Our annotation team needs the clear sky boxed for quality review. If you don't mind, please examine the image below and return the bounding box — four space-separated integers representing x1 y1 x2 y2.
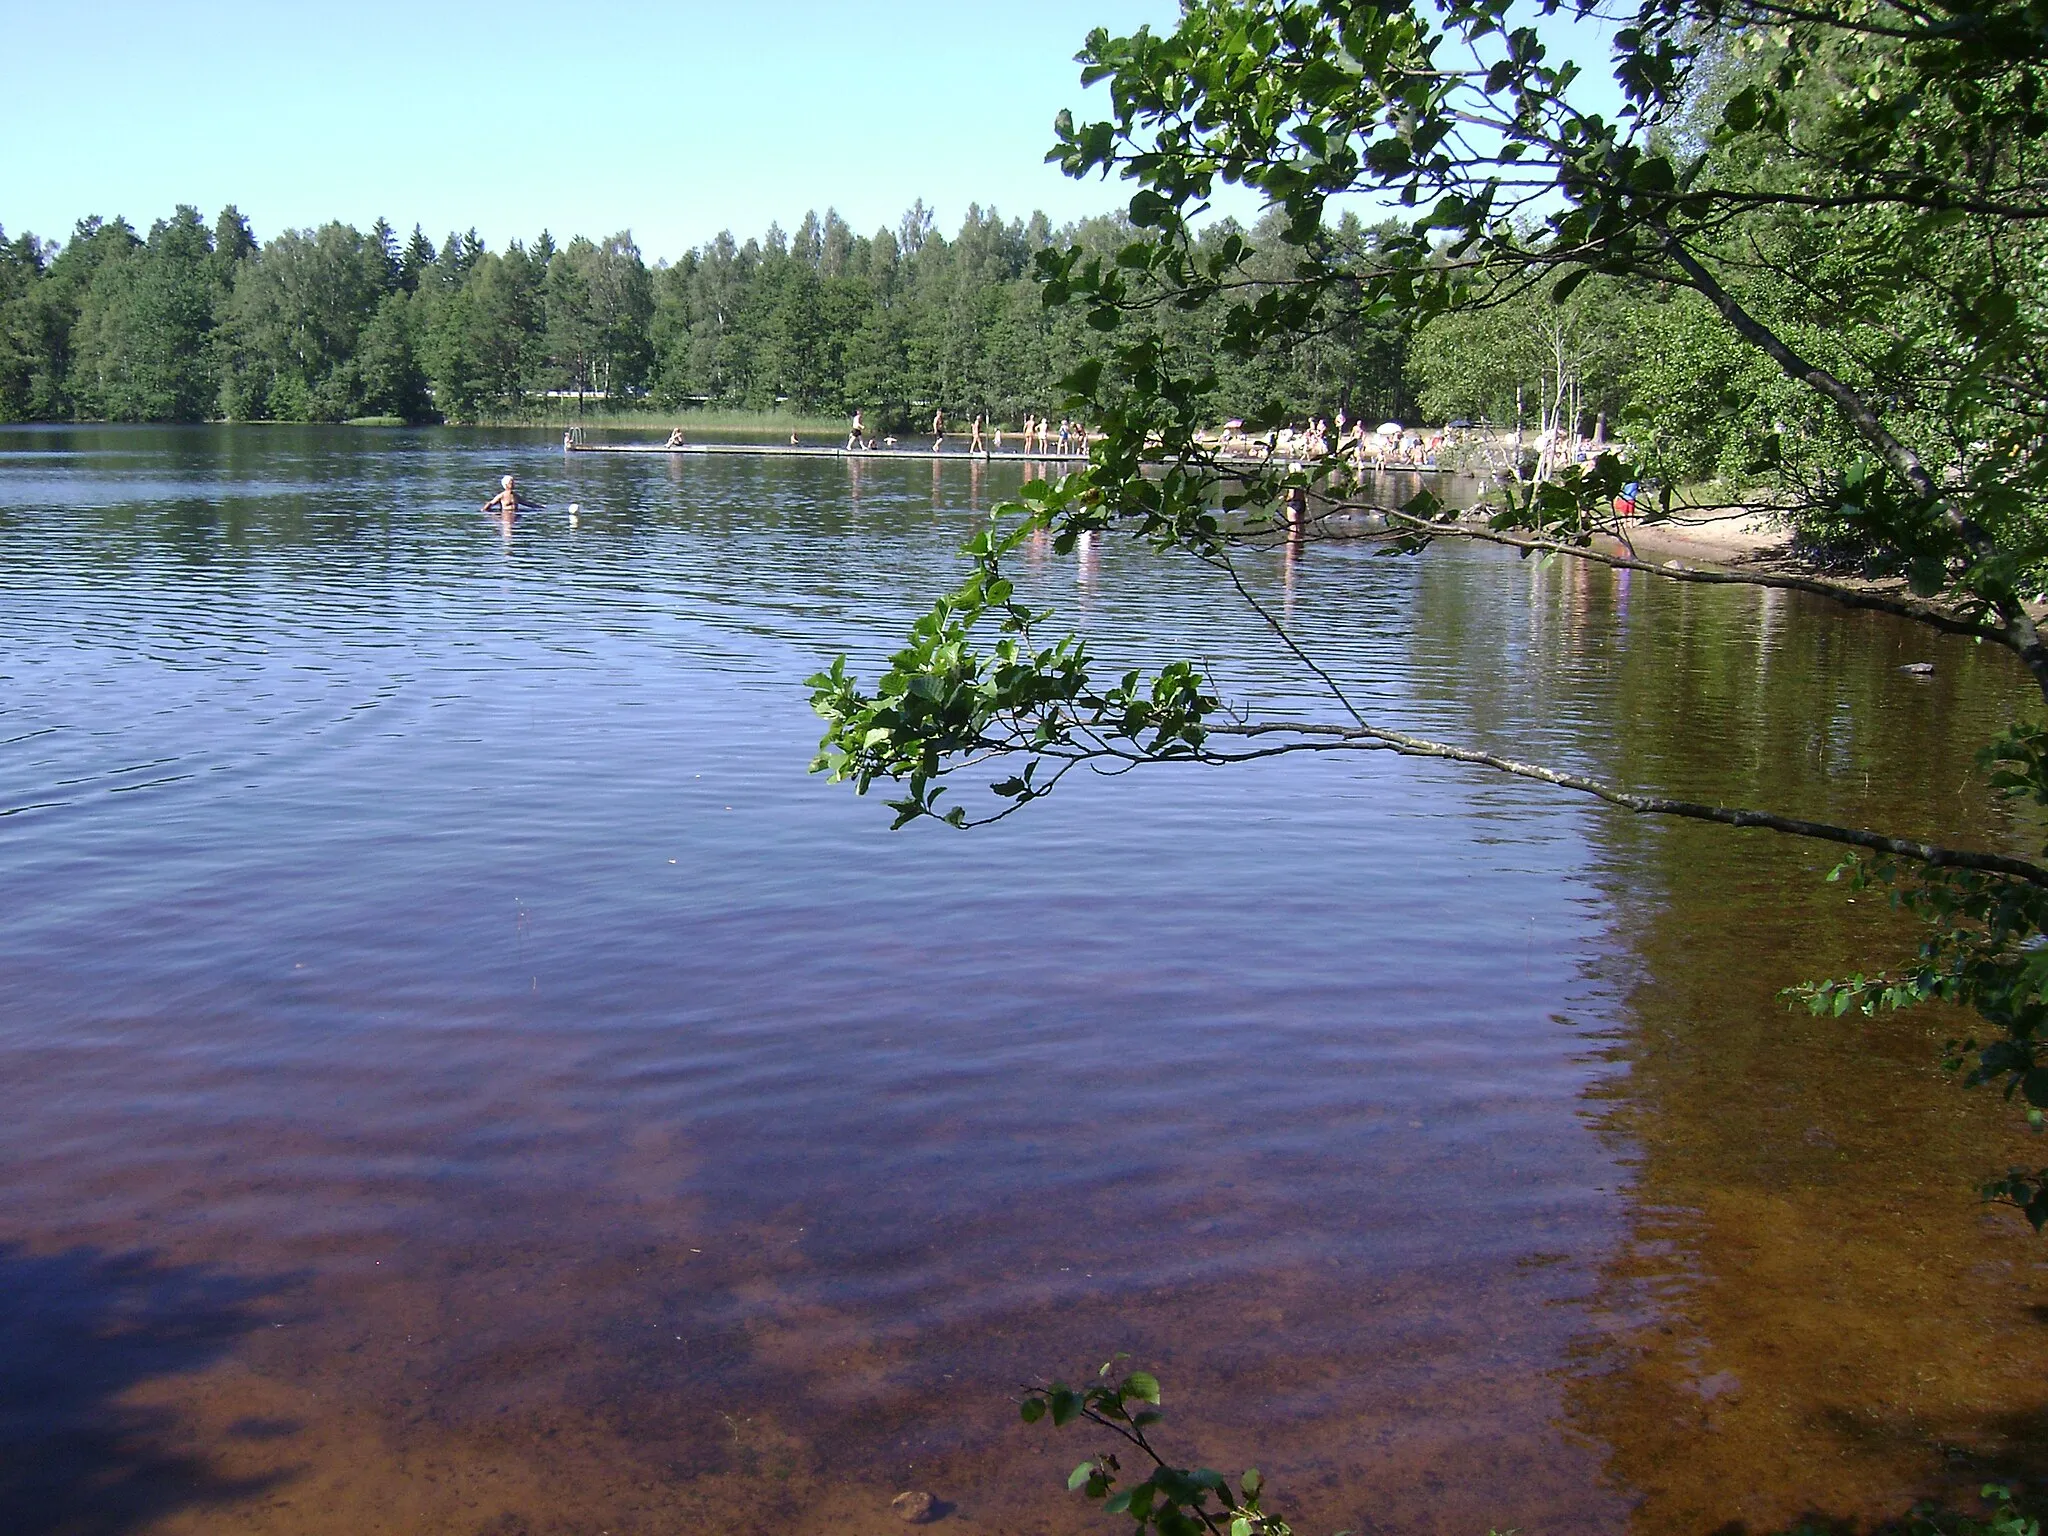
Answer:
2 0 1620 262
1 0 1197 261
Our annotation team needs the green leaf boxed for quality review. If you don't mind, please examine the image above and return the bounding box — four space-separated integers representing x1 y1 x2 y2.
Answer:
1069 1462 1096 1492
1907 555 1948 597
1722 85 1761 132
1122 1370 1162 1405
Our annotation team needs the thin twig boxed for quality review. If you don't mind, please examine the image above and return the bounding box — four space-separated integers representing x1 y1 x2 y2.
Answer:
1212 721 2048 885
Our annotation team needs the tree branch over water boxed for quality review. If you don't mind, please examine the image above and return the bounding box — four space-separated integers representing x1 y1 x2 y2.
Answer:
1348 502 2014 647
1208 722 2048 886
815 0 2048 1246
810 496 2048 885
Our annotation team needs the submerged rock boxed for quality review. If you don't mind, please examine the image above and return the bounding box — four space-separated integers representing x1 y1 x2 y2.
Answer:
892 1490 937 1523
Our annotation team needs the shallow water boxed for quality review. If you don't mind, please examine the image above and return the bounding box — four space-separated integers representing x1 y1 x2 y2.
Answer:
3 424 2045 1536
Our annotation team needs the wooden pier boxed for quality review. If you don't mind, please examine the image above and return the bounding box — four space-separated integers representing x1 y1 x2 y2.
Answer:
563 440 1448 474
565 441 1092 464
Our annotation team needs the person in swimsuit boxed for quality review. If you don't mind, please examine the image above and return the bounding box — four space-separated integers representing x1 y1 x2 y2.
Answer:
665 427 686 448
931 409 946 452
847 409 864 450
969 414 986 456
481 475 540 522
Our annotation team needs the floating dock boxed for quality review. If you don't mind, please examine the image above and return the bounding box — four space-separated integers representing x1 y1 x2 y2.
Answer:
563 440 1447 474
566 441 1092 464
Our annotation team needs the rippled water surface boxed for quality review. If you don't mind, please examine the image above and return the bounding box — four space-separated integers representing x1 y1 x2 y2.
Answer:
5 425 2048 1536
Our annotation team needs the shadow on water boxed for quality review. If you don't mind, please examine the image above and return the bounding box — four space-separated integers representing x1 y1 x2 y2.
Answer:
0 1244 290 1534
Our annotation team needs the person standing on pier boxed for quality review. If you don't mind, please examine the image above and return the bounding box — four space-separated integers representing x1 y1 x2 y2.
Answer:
969 414 986 456
847 409 864 450
931 408 946 452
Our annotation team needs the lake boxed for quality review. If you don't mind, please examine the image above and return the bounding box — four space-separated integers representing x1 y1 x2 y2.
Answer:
3 425 2045 1536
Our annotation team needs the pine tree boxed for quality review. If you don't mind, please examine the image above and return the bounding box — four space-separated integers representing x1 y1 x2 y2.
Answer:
400 225 436 294
369 218 402 294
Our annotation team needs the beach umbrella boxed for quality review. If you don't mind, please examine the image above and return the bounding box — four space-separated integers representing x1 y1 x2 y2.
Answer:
1377 421 1402 434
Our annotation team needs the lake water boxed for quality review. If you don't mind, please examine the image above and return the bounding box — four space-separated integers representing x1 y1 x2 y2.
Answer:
4 425 2046 1536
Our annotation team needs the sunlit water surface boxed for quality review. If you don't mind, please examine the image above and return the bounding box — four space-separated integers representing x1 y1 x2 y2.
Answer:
4 425 2046 1536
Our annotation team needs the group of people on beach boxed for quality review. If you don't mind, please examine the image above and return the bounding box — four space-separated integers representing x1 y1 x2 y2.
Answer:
842 409 1083 456
1211 410 1454 470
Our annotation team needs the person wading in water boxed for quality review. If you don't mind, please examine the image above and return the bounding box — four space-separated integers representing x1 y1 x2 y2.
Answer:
481 475 541 527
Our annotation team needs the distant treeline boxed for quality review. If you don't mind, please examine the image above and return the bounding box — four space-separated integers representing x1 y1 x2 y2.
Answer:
0 201 1416 430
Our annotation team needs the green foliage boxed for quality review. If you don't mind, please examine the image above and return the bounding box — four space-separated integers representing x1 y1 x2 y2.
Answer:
1788 727 2048 1228
545 233 654 402
1024 1370 2037 1536
216 222 394 421
809 476 1219 829
808 0 2048 1236
0 225 51 422
1020 1363 1296 1536
5 200 1407 427
1804 1486 2043 1536
1407 276 1640 432
69 206 219 422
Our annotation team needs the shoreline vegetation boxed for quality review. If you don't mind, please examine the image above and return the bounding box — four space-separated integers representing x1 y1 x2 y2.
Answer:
0 201 1412 436
0 197 1912 573
0 197 1931 572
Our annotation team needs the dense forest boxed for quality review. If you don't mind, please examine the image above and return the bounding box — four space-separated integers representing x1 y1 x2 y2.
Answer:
0 201 1427 431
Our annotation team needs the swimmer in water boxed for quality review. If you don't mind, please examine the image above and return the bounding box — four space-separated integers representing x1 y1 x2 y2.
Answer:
481 475 541 520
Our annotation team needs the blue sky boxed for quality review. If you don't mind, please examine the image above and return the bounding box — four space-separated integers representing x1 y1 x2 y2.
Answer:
3 0 1618 262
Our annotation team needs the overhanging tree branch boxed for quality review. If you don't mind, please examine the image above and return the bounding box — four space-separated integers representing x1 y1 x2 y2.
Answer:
1353 504 2016 647
1210 721 2048 885
1653 227 2048 700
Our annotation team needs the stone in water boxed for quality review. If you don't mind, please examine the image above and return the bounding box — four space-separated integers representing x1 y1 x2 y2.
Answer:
892 1490 937 1523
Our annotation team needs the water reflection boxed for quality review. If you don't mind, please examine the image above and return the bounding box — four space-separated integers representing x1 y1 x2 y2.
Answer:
1 426 2043 1535
1399 550 2048 1529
